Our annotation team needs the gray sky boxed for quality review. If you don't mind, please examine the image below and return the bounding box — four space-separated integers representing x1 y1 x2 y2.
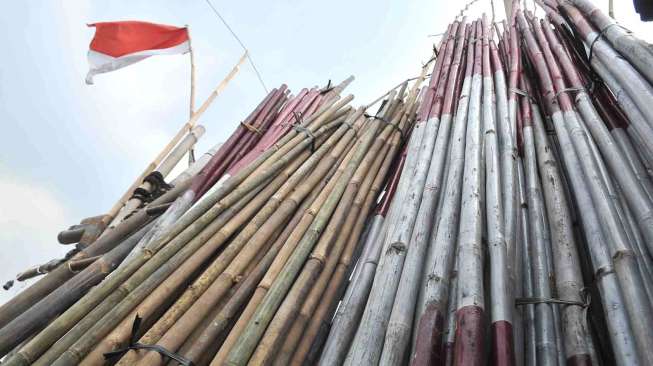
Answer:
0 0 648 304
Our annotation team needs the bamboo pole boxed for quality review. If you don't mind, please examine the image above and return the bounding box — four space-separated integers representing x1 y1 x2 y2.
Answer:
345 23 458 366
518 11 644 364
382 20 467 366
103 51 248 228
128 110 365 366
452 20 484 366
224 88 420 366
411 20 475 366
187 25 197 165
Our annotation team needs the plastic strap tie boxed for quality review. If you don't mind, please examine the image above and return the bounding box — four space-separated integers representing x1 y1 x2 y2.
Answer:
103 315 194 366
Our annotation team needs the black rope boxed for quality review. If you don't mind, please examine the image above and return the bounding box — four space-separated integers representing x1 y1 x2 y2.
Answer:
130 171 172 204
365 113 403 140
103 315 194 366
292 112 316 152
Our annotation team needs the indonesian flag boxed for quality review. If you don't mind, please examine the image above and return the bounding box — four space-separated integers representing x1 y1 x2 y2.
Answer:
86 21 190 84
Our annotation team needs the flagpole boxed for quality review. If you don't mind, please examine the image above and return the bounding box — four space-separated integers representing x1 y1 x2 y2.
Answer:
187 25 197 165
102 51 248 229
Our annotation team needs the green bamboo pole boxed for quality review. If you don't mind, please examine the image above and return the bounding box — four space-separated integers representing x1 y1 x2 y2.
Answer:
273 119 395 365
180 135 353 365
79 144 320 365
211 128 363 365
131 109 365 366
287 108 407 365
45 111 350 366
225 86 422 365
4 96 353 366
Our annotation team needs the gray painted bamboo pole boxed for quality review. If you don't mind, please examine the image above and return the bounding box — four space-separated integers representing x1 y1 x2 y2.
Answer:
536 18 653 256
529 85 593 365
560 4 653 131
482 14 515 365
452 20 484 366
516 157 537 366
518 10 641 363
523 12 653 363
568 0 653 84
380 19 467 366
411 19 474 366
520 79 558 366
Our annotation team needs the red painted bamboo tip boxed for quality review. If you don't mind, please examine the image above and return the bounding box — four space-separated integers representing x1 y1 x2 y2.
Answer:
490 320 515 366
453 305 485 366
567 353 593 366
411 303 445 366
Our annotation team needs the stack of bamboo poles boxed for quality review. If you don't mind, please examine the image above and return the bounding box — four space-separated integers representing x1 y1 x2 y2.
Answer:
0 65 427 365
0 77 346 363
3 1 653 365
317 1 653 365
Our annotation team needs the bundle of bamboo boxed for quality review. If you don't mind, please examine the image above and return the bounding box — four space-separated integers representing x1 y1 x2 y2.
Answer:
317 1 653 365
3 1 653 365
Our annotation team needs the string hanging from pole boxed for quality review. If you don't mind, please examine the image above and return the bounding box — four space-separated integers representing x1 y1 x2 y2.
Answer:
203 0 269 94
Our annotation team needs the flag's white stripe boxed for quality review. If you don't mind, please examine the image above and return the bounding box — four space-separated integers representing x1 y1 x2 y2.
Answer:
86 41 190 84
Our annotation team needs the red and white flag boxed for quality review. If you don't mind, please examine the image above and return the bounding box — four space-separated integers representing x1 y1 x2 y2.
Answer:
86 21 190 84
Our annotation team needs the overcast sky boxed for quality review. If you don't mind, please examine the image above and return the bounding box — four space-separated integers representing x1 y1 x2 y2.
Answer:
0 0 649 304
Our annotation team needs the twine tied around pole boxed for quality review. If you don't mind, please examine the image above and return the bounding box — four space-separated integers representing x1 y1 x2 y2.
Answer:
365 113 404 141
292 112 316 152
587 23 632 66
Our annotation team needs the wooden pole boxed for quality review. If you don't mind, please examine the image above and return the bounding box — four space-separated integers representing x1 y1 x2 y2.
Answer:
187 25 197 165
103 51 248 228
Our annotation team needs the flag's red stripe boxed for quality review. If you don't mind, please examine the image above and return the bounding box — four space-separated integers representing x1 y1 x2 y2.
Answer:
89 21 188 58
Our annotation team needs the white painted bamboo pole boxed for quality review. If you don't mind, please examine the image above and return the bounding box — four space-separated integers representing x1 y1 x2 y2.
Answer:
380 19 467 366
411 19 475 366
453 20 485 366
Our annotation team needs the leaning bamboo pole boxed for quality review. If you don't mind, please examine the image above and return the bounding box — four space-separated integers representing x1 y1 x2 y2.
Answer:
102 52 248 237
46 108 354 366
567 0 653 85
411 19 475 366
517 11 645 364
224 82 422 366
519 71 559 366
109 125 206 228
345 22 458 366
380 19 466 366
452 20 485 366
5 97 352 365
124 109 366 366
